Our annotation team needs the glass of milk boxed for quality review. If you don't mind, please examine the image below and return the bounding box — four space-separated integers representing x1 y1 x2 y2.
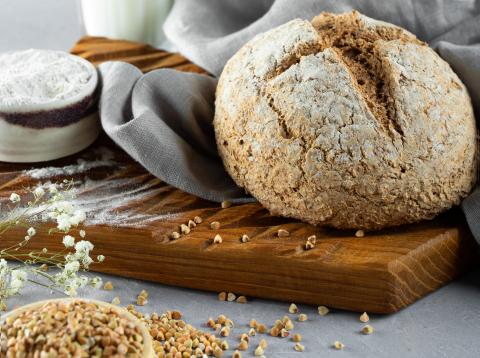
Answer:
79 0 173 46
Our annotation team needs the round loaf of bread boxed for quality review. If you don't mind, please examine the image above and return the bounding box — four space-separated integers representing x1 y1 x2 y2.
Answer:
214 11 477 230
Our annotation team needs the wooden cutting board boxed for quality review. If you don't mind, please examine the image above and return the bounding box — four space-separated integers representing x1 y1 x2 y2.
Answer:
0 36 478 314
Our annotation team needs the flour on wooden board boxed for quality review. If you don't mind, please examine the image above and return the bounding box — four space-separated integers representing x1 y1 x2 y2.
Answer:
14 147 179 227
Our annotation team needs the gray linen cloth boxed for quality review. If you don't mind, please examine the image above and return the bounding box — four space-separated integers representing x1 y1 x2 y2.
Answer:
99 0 480 241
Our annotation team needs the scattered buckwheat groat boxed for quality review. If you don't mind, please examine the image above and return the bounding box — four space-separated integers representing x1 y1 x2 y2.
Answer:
221 200 232 208
257 324 267 333
318 305 330 316
360 312 370 323
170 231 180 240
289 303 299 313
127 306 226 357
294 343 305 352
355 229 365 238
213 234 223 244
218 291 227 301
298 313 308 322
227 292 236 302
103 281 114 290
277 229 290 237
240 234 250 243
180 223 190 234
333 341 345 350
259 339 268 349
292 333 302 342
254 346 264 356
194 216 203 224
236 296 248 304
211 221 221 230
238 339 249 351
362 325 374 335
111 296 121 305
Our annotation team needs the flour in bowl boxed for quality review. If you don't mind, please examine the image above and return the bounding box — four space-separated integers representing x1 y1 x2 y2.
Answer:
0 49 96 110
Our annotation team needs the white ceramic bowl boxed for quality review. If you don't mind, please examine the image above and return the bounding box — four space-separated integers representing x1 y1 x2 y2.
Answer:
0 50 101 163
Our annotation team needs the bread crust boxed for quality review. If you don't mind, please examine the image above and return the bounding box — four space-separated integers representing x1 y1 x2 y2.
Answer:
214 11 477 230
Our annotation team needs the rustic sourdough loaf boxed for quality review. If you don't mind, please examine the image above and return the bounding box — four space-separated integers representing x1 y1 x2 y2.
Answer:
214 11 477 230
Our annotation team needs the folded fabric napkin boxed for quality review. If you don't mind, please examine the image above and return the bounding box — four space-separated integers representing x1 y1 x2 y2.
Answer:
98 0 480 241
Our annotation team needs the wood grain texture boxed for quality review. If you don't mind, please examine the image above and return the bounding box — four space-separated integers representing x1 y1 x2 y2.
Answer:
0 37 478 313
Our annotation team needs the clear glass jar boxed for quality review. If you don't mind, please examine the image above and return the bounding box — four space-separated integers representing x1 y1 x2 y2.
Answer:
79 0 173 45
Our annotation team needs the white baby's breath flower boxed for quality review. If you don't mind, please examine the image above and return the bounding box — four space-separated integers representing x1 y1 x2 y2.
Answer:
62 235 75 248
9 279 24 294
64 260 80 273
33 187 45 198
79 230 86 238
0 259 9 281
56 213 72 232
69 210 86 226
27 227 36 237
65 286 78 297
90 276 103 289
97 255 105 263
81 255 94 268
11 269 27 283
75 240 94 254
9 193 20 203
78 275 89 288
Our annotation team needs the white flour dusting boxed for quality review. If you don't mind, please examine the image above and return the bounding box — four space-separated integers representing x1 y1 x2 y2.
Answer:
0 49 95 109
17 147 179 228
25 147 116 180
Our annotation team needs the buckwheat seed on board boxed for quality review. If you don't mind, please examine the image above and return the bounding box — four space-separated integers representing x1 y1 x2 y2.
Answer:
277 229 290 237
210 221 221 230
